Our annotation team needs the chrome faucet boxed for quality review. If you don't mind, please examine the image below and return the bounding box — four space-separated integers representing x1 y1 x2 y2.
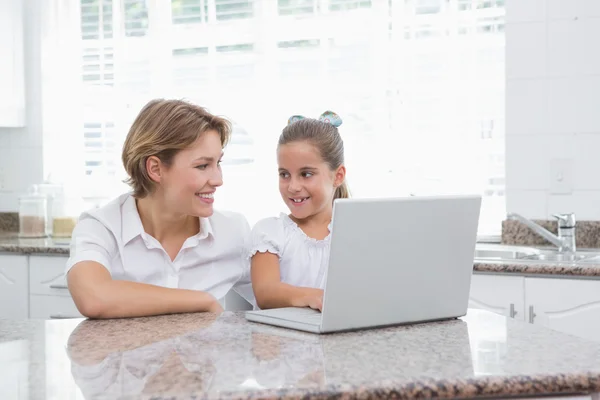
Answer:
507 212 576 253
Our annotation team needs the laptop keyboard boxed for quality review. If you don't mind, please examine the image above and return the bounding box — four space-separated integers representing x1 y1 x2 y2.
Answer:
262 307 323 325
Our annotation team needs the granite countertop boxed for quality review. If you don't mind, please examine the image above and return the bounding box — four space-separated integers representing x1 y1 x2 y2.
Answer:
474 260 600 277
0 232 70 255
3 232 600 278
2 309 600 399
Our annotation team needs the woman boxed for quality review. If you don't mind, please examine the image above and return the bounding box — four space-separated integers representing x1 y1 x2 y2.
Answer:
66 99 251 318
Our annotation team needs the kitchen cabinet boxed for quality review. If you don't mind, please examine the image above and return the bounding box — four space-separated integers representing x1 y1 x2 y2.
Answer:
469 274 525 321
0 339 29 399
0 254 29 319
471 273 600 342
1 252 251 319
526 278 600 343
29 254 82 319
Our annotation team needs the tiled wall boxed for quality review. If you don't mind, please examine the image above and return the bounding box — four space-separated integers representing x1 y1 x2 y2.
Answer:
0 4 43 212
2 0 600 221
506 0 600 220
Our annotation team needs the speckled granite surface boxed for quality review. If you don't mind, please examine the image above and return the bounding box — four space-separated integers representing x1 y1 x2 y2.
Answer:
3 232 600 278
502 220 600 248
2 309 600 399
474 261 600 277
0 232 69 254
0 212 18 232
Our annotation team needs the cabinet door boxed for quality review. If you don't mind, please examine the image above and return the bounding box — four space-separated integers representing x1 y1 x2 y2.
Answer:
526 278 600 342
469 274 525 321
29 255 70 297
0 254 29 319
29 295 82 319
0 339 28 399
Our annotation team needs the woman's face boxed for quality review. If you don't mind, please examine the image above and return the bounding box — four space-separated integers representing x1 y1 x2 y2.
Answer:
159 130 224 218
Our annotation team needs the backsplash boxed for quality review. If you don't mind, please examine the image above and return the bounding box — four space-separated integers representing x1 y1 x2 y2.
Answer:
502 220 600 249
0 212 19 232
5 210 600 249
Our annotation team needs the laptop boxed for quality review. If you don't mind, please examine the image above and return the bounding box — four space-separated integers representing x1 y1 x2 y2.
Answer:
245 195 482 334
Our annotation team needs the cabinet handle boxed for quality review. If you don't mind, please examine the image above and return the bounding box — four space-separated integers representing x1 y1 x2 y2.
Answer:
49 314 78 319
509 303 517 318
529 305 536 323
49 283 68 289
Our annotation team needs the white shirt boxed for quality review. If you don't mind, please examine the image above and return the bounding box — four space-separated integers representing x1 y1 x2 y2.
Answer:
247 213 331 289
66 193 252 302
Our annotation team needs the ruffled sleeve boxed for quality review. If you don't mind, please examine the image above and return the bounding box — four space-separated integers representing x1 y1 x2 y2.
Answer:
246 217 285 259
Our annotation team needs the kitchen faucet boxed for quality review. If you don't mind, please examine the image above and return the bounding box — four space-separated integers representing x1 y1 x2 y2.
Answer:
506 212 576 253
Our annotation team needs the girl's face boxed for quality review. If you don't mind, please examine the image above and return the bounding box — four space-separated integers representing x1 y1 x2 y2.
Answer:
277 141 345 221
155 130 224 218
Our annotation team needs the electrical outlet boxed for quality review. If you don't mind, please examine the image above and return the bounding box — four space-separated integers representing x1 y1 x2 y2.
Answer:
549 158 573 195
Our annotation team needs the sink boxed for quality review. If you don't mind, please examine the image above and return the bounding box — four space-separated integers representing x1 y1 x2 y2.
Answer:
474 244 540 260
474 244 600 264
519 253 589 262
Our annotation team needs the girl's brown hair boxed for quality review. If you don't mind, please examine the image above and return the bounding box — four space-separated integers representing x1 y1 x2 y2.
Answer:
122 99 231 198
278 118 349 200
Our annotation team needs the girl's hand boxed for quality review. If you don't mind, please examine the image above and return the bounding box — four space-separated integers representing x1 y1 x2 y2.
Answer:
302 288 324 311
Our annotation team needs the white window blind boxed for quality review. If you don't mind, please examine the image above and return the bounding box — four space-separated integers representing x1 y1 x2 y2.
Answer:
75 0 506 235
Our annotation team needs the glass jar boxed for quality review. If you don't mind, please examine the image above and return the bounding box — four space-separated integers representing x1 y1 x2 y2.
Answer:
51 192 83 238
19 192 48 238
36 183 64 236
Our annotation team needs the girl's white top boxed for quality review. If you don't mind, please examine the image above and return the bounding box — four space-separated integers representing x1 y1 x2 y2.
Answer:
247 213 331 289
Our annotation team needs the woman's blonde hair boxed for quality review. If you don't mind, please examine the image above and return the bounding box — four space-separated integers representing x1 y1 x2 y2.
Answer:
279 118 349 200
122 99 231 198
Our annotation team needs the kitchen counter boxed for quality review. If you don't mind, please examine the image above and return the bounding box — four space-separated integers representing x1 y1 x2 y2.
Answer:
473 260 600 278
2 309 600 399
0 232 69 255
3 233 600 279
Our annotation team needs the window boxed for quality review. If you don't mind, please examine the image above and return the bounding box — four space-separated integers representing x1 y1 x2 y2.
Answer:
72 0 506 236
278 0 315 16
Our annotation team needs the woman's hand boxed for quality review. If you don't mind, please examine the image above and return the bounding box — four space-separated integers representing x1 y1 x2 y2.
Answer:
207 297 224 314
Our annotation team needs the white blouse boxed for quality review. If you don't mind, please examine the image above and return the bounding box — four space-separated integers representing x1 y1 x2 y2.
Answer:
247 213 331 289
65 193 253 303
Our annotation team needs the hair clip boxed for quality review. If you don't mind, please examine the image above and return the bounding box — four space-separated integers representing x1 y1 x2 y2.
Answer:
287 115 306 125
318 111 342 128
287 111 343 128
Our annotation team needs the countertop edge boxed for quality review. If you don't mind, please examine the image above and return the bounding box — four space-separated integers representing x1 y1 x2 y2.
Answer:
3 243 600 278
0 245 69 255
474 262 600 278
198 373 600 400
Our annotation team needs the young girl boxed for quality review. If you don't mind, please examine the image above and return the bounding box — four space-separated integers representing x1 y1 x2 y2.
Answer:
248 111 348 311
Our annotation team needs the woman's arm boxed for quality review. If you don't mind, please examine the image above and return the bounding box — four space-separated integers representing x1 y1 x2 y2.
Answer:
68 262 223 319
251 252 323 310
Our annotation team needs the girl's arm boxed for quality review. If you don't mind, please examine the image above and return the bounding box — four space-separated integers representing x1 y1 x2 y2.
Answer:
251 252 323 310
68 262 223 319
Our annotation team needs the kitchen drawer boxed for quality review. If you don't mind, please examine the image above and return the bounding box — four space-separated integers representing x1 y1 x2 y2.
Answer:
29 295 83 319
29 255 70 296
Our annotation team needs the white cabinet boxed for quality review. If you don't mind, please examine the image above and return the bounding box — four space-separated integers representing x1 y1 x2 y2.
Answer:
469 274 525 321
29 255 70 296
30 294 81 319
0 254 28 319
29 255 82 319
526 278 600 343
0 0 25 127
0 340 29 399
471 273 600 343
